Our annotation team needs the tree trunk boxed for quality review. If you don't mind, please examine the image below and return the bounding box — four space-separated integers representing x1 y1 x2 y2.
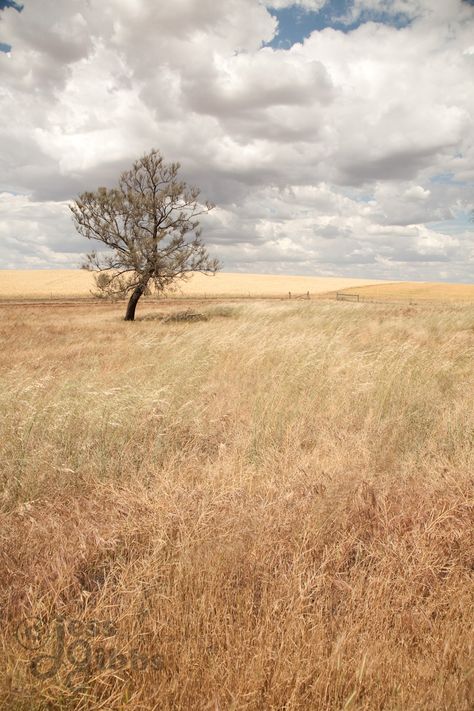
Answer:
124 282 146 321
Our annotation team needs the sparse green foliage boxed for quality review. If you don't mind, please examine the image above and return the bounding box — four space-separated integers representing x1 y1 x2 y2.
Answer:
70 149 220 320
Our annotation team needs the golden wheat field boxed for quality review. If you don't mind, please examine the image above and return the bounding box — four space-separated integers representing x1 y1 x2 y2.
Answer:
0 270 388 300
0 297 473 710
1 269 473 304
342 281 474 302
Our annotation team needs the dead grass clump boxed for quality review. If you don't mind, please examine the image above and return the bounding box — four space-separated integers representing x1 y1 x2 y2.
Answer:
163 310 209 323
139 310 209 322
202 304 242 319
139 311 169 321
139 305 240 323
139 310 209 323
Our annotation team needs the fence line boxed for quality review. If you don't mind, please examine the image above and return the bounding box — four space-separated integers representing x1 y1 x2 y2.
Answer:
288 291 310 300
1 289 372 306
336 292 360 302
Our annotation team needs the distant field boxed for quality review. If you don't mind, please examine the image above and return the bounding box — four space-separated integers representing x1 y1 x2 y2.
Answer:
1 270 472 304
0 269 93 299
341 281 474 302
0 269 387 300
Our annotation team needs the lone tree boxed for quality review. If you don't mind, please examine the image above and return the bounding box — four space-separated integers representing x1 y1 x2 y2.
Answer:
70 149 220 321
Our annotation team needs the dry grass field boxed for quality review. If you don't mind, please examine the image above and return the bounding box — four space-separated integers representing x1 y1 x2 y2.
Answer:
0 298 473 710
0 270 387 300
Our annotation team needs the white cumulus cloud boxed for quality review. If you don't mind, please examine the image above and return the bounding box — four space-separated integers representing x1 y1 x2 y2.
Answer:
0 0 472 281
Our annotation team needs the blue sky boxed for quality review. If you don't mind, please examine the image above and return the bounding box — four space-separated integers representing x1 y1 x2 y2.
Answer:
0 0 23 53
0 0 23 10
268 0 474 50
267 0 413 49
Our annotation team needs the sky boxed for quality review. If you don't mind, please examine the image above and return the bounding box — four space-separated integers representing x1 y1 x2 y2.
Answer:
0 0 473 282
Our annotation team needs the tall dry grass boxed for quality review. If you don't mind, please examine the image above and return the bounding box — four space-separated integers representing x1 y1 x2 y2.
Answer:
0 299 473 710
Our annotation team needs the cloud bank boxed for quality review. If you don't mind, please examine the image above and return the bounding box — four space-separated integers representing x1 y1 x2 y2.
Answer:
0 0 473 280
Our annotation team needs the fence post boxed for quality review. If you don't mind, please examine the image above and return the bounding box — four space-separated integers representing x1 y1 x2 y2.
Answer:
289 291 292 299
307 291 310 300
